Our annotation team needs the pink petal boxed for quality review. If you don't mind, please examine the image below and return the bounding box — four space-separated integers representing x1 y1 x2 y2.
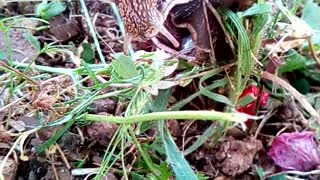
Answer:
268 131 320 171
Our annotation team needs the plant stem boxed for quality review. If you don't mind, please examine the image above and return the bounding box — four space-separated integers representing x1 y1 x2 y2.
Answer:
85 111 248 124
127 127 160 176
79 0 106 64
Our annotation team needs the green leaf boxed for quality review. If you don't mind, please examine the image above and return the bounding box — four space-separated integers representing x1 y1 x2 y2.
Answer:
303 69 320 83
137 52 178 88
23 31 41 52
75 159 86 168
196 172 210 180
111 53 138 79
278 50 307 73
158 162 173 180
81 43 95 64
0 51 6 60
35 1 66 20
239 3 272 17
147 136 166 155
301 1 320 30
152 90 197 180
302 1 320 44
255 166 264 180
237 93 257 107
184 124 216 155
81 60 99 85
292 78 310 94
162 129 197 180
269 174 286 180
199 75 233 106
130 173 145 180
36 114 74 154
251 13 269 55
171 67 226 111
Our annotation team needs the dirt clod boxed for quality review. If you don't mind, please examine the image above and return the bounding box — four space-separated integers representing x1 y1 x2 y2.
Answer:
86 122 119 146
211 137 263 176
58 132 82 152
0 156 17 180
167 120 182 137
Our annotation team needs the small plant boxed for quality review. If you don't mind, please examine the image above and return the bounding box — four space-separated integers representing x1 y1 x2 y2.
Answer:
35 1 66 21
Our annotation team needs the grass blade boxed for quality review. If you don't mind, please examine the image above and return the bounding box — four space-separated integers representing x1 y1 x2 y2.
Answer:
219 7 252 101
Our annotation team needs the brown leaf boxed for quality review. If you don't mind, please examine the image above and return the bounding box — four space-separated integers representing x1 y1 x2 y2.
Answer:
48 15 81 42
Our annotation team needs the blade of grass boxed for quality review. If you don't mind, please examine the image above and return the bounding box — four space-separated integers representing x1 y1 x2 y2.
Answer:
36 114 74 154
79 0 106 64
124 88 161 176
94 125 123 179
238 3 271 56
171 63 234 110
251 13 269 56
171 78 232 156
219 7 252 103
170 83 217 111
183 123 215 156
81 60 99 85
199 76 233 106
37 89 102 154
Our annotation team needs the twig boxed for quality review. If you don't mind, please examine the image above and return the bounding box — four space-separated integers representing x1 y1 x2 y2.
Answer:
262 71 320 122
254 110 277 139
91 13 116 54
307 37 320 67
202 0 216 63
177 63 235 82
206 0 236 59
0 128 39 180
182 121 195 152
266 169 320 178
51 163 60 180
0 94 28 113
0 61 40 88
55 144 71 169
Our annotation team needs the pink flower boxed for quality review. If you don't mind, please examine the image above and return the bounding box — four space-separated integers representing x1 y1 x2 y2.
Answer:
268 131 320 171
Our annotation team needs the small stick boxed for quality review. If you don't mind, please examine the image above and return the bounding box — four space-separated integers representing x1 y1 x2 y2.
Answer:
262 71 320 122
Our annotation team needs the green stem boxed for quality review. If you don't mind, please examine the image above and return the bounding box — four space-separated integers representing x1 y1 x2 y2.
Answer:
120 136 129 180
85 111 247 124
79 0 106 64
4 28 14 128
127 128 160 176
4 32 12 66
